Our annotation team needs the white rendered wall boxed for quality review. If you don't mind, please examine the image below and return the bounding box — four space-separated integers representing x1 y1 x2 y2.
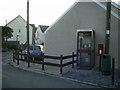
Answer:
7 16 33 44
35 26 45 45
45 2 119 69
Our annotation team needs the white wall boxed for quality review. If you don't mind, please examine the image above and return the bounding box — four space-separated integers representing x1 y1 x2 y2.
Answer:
7 16 33 45
45 2 119 69
35 26 45 45
110 12 119 69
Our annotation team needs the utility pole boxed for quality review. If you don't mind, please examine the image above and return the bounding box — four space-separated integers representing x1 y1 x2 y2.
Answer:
27 0 30 55
5 20 7 26
101 0 111 76
105 0 111 54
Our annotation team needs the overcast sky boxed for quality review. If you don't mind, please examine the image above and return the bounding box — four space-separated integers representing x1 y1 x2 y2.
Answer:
0 0 119 26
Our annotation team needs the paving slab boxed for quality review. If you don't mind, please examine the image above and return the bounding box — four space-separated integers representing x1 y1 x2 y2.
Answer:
62 68 112 87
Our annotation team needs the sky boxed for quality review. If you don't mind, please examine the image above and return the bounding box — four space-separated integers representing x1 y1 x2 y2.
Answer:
0 0 119 27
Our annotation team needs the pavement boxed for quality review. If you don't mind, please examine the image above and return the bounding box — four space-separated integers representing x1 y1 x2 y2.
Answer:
9 59 118 88
63 68 113 87
4 51 119 88
4 62 100 88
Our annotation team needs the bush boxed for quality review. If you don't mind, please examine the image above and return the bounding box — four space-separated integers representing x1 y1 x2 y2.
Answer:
2 42 7 48
7 45 18 50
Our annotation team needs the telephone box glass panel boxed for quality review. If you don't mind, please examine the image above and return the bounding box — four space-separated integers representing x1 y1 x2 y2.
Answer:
76 29 95 69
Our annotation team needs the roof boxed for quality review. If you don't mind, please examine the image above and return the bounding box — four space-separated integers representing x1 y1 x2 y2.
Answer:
30 24 37 31
112 2 120 10
94 0 120 19
7 15 26 25
30 24 35 28
39 25 49 33
45 0 120 33
7 15 36 30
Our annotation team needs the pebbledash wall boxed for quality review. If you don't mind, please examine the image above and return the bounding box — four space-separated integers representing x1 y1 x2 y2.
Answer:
44 1 119 69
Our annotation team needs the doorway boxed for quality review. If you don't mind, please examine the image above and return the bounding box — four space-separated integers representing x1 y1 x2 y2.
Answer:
76 29 95 69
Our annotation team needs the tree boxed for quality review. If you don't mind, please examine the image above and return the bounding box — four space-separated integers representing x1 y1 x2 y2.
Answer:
2 26 13 48
2 26 13 42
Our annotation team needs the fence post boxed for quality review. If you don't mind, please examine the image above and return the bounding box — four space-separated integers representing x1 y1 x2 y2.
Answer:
20 49 22 59
42 53 44 70
17 50 19 65
72 52 74 68
28 54 30 67
99 56 102 71
112 58 115 86
60 54 63 74
13 49 15 62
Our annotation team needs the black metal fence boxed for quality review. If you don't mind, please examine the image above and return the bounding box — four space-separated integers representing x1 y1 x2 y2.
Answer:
13 50 77 74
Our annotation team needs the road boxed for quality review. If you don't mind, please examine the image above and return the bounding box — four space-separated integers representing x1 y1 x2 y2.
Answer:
2 51 101 88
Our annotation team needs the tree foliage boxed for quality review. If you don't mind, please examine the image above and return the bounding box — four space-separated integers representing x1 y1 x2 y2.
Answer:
2 26 13 49
2 26 13 42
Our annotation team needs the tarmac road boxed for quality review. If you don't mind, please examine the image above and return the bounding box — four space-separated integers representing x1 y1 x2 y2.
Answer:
2 64 100 88
2 51 101 88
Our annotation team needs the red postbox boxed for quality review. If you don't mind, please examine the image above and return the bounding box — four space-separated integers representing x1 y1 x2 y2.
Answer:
98 44 104 56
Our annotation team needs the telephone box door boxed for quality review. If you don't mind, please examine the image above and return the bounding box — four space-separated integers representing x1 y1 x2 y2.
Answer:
76 29 95 69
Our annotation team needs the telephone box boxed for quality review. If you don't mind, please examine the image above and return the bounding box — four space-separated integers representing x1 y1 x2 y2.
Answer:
76 29 95 69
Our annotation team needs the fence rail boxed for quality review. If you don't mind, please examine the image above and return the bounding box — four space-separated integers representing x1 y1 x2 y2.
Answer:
44 55 60 60
13 50 77 74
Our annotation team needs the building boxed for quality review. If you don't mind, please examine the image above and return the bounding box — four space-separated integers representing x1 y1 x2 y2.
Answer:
35 25 49 45
0 26 2 49
30 24 37 44
44 1 120 70
7 15 34 45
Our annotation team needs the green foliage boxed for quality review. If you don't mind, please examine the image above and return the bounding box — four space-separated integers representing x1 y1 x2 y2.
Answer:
2 26 13 42
2 26 13 49
2 42 8 48
7 45 18 50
